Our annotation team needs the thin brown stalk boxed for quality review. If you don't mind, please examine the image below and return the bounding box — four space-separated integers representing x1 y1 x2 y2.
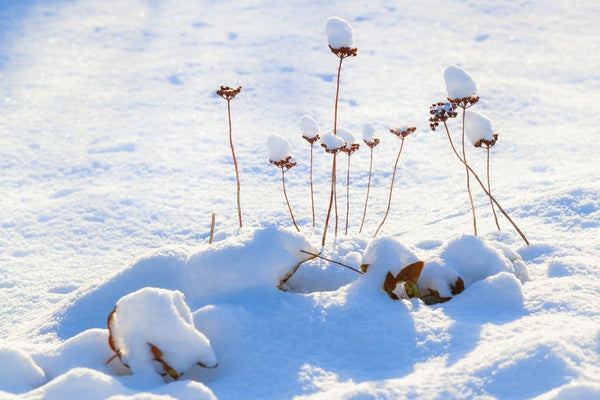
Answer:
227 99 242 228
487 146 501 230
209 212 215 244
359 147 374 234
461 107 477 236
281 168 300 232
322 154 337 246
373 139 405 238
310 144 315 227
345 154 351 235
299 250 363 274
443 121 529 245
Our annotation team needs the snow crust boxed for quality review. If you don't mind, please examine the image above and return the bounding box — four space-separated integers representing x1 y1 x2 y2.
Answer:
465 110 495 145
362 123 378 142
111 287 217 376
325 17 354 49
300 115 320 139
267 134 292 162
319 132 345 151
444 65 477 99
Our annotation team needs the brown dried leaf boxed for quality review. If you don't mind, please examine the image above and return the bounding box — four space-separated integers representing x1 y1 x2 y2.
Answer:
383 271 397 293
396 261 424 284
451 277 465 295
420 289 452 305
148 342 179 380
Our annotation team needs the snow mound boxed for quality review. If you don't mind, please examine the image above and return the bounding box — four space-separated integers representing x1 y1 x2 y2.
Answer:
417 260 461 298
465 110 495 145
449 272 524 313
325 17 354 49
300 115 320 139
267 135 292 162
444 65 477 99
360 237 421 285
0 345 46 394
110 287 217 378
362 123 378 142
320 132 345 151
336 127 357 147
440 235 516 286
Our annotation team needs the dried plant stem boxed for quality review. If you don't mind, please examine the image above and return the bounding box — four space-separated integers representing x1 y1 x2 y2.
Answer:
359 147 374 234
461 107 477 236
322 155 337 246
374 138 405 238
443 122 529 245
345 155 352 235
299 250 363 274
310 144 315 227
209 212 215 244
281 168 300 232
487 147 501 230
227 99 242 228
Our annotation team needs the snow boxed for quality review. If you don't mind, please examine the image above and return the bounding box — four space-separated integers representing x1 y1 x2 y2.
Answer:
465 110 496 145
300 115 320 139
319 131 345 151
110 287 217 377
2 0 600 399
444 65 477 99
362 122 378 142
335 127 357 148
267 134 292 162
325 17 355 49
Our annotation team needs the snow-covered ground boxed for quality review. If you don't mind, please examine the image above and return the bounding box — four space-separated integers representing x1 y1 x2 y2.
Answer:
1 0 600 398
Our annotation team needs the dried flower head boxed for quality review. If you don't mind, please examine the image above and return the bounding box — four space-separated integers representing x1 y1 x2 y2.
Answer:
302 135 321 144
390 126 416 139
216 86 242 100
429 102 458 131
474 133 499 148
364 138 380 148
320 132 345 154
270 156 297 171
329 45 358 59
448 95 480 109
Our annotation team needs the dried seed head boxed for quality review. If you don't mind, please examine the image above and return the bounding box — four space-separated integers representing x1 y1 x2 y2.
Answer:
302 134 321 144
474 133 499 148
270 156 297 171
337 128 360 155
329 45 358 59
320 132 345 153
429 102 458 131
364 138 380 148
341 142 360 155
448 96 480 109
216 86 242 100
390 126 416 139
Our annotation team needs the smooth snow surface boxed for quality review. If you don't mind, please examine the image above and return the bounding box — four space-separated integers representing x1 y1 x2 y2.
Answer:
267 134 293 162
465 110 495 145
444 65 477 99
362 122 378 142
319 131 345 151
2 0 600 399
300 115 320 139
325 17 354 49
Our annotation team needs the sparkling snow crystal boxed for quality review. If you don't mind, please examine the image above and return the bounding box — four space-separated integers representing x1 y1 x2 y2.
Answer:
444 65 477 99
267 135 292 162
300 115 320 140
362 123 378 142
110 287 217 378
320 132 346 152
465 110 495 146
325 17 355 49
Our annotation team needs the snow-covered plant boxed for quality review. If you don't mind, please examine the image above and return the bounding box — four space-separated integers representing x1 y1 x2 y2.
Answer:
382 261 424 300
106 287 217 380
373 125 416 237
465 110 500 230
216 85 243 228
300 115 321 228
444 66 480 236
359 123 380 234
320 132 346 246
268 135 300 232
429 71 529 245
337 128 360 235
322 16 358 246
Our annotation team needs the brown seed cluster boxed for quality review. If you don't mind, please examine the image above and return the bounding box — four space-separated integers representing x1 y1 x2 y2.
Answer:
328 45 358 59
321 142 343 154
390 126 416 139
363 138 380 148
429 102 458 131
448 95 480 109
474 133 499 148
216 85 242 100
270 156 297 171
302 134 321 145
340 142 360 156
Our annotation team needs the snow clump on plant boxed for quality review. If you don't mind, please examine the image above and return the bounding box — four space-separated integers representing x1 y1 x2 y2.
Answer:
300 115 320 140
336 128 358 151
465 110 496 146
107 287 217 379
325 17 355 49
267 135 293 162
320 132 346 152
444 65 477 100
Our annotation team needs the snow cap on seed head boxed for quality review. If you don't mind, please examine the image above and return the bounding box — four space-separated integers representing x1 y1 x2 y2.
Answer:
336 128 357 147
326 17 355 49
320 131 346 153
268 135 293 162
362 123 378 142
300 115 320 140
444 65 477 100
465 110 496 146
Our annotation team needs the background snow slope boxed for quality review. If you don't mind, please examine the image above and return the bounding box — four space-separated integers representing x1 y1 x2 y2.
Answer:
1 0 599 398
